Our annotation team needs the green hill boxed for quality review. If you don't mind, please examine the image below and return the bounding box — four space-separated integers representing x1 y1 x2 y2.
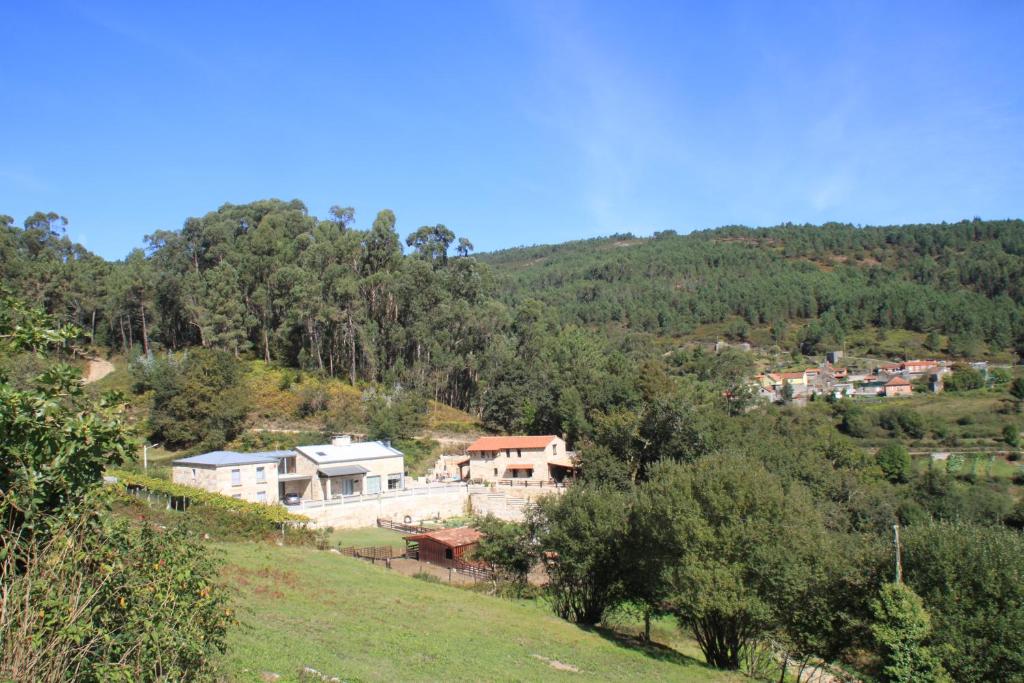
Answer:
480 220 1024 360
217 541 739 682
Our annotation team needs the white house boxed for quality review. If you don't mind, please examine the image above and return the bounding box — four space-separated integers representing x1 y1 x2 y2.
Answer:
294 436 405 500
170 435 405 504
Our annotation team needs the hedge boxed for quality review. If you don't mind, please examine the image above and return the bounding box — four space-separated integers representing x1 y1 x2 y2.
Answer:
108 469 309 525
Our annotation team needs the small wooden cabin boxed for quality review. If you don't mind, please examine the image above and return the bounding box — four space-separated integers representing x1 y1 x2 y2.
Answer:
404 527 482 567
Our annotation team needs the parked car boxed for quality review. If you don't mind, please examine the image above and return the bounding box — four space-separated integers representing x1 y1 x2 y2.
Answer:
282 492 302 506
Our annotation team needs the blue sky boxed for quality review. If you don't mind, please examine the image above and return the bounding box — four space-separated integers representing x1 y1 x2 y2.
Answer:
1 1 1022 260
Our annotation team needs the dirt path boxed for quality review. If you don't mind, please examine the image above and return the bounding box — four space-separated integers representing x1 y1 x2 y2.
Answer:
84 358 115 384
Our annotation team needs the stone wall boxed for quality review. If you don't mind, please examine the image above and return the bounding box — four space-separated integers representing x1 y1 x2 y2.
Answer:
290 485 564 528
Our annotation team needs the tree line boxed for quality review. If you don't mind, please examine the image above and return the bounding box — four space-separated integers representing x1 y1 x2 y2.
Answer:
4 206 1024 442
482 218 1024 356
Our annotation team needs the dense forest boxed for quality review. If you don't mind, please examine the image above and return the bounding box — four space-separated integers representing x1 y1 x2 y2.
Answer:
483 219 1024 356
3 205 1024 442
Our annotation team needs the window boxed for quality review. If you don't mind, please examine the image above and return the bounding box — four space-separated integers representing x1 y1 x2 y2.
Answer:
256 491 267 503
231 469 241 486
444 548 453 560
387 473 403 490
494 467 498 476
256 466 266 483
341 478 355 496
552 443 558 455
506 449 512 457
191 468 197 481
366 475 381 494
517 449 522 458
280 456 296 474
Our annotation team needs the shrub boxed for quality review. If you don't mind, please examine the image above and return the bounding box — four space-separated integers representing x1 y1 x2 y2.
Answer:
148 349 249 450
877 443 911 483
295 387 330 418
0 511 232 681
945 367 985 393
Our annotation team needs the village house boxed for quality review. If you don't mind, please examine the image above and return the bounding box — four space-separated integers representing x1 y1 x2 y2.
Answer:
293 436 405 501
170 435 405 504
465 435 577 483
171 450 290 504
883 376 913 397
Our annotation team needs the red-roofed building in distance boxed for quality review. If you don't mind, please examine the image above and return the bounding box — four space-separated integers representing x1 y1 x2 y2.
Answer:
883 376 913 397
466 435 576 484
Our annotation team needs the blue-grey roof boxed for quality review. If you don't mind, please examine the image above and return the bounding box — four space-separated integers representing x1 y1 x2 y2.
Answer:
172 450 292 467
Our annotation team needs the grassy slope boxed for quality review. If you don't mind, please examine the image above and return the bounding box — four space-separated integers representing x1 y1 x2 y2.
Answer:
217 542 737 683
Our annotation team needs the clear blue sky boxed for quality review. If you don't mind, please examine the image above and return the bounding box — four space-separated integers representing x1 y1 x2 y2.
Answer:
2 1 1022 260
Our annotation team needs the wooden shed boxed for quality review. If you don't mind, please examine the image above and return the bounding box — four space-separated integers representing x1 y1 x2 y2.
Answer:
404 527 482 567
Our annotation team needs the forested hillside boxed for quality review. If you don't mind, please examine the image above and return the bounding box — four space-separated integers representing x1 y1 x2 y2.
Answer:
3 207 1024 442
483 219 1024 357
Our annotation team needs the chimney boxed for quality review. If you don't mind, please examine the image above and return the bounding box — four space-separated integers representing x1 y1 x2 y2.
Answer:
382 439 391 448
331 434 352 447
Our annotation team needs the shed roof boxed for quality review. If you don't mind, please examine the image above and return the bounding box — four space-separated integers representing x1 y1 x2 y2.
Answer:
467 436 557 452
171 451 290 467
318 464 370 477
404 527 482 548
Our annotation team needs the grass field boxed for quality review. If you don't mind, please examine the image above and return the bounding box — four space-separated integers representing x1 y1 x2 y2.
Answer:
216 541 738 682
328 525 409 551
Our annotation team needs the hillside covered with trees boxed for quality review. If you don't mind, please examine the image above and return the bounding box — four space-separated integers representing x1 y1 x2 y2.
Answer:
3 206 1024 446
482 218 1024 358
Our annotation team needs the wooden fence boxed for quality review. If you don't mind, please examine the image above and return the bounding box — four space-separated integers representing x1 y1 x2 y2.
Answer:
451 559 493 581
339 545 402 560
376 518 430 534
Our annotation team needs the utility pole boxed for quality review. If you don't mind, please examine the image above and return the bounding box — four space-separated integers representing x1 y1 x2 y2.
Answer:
893 524 903 584
143 443 161 471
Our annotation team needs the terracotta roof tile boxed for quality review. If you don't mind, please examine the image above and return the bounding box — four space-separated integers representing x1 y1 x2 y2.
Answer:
467 436 556 452
404 527 482 548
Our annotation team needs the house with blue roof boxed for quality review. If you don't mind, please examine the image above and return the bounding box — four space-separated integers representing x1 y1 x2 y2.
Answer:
170 435 405 505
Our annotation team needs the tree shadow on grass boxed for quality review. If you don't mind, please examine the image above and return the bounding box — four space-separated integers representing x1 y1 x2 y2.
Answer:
575 623 714 669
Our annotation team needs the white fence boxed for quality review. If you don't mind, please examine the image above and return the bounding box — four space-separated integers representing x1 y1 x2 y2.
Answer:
289 482 470 511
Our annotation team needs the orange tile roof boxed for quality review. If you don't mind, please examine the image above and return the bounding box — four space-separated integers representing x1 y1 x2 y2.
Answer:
772 372 805 380
504 463 535 470
404 527 482 548
467 436 556 452
885 376 911 386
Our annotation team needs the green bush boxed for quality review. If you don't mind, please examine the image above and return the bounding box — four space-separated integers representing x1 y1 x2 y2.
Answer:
147 349 249 450
0 511 232 681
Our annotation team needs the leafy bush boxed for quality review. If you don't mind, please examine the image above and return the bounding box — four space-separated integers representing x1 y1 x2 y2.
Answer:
363 386 427 440
0 510 232 681
295 386 329 418
879 408 927 439
147 349 249 450
944 367 985 393
876 443 911 483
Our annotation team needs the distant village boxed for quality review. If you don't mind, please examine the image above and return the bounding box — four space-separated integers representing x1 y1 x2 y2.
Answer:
750 350 990 403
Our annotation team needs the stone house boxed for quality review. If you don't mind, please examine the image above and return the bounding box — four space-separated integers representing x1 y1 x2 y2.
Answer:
466 435 576 483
